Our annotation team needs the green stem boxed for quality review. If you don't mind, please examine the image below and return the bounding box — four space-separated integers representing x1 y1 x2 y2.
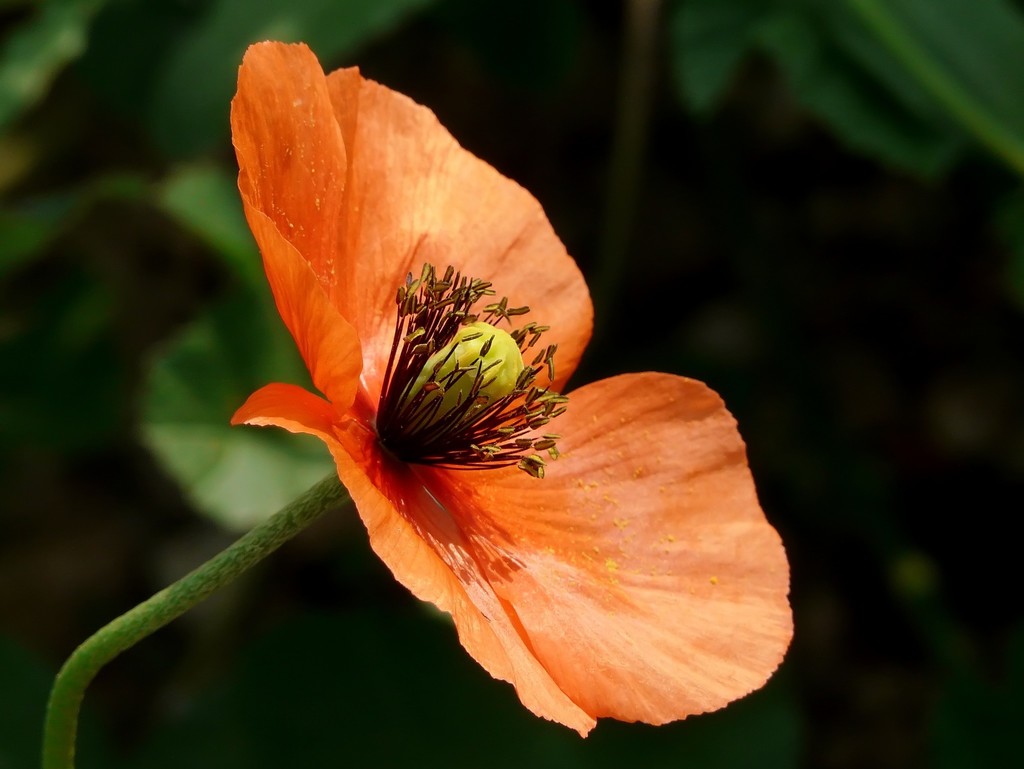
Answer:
847 0 1024 176
41 473 348 769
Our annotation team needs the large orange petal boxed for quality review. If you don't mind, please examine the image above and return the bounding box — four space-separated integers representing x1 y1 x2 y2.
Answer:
328 417 597 735
232 43 362 409
232 42 347 282
427 372 792 724
323 67 593 401
245 210 362 410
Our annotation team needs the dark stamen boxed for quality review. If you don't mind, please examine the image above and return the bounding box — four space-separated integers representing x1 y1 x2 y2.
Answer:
376 264 565 476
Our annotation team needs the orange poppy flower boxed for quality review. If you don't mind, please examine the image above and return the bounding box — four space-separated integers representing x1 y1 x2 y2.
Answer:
230 41 792 735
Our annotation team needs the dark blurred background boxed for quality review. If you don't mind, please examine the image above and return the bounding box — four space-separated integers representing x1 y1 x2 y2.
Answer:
2 1 1023 767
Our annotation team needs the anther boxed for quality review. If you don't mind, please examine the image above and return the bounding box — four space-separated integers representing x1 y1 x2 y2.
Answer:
375 264 567 475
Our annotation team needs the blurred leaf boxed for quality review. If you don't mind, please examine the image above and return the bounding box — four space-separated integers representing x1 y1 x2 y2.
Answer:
150 163 335 529
667 0 966 175
437 0 584 93
156 164 263 288
669 0 764 113
847 0 1024 176
0 174 148 278
931 625 1024 767
142 286 334 530
73 0 202 120
815 2 960 132
0 176 149 449
0 197 74 278
0 0 107 131
148 0 435 157
0 636 114 769
0 211 50 275
0 268 124 450
754 6 962 176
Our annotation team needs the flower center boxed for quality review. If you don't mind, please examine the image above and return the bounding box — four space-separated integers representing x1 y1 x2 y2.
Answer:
405 321 525 419
376 264 566 478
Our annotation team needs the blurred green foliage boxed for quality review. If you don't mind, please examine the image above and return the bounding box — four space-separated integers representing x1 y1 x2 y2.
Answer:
671 0 1024 176
144 164 334 529
2 0 1024 767
156 166 264 289
141 285 334 530
0 0 107 131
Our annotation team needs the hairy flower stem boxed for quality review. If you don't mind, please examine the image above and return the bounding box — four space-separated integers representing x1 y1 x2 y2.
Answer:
41 474 348 769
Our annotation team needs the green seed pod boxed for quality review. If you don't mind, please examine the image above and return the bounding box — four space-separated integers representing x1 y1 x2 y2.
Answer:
407 321 525 421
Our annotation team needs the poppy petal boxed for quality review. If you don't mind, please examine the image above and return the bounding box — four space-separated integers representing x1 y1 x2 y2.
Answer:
231 382 339 442
429 372 792 724
323 68 593 399
327 418 598 735
243 210 362 410
232 42 347 282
